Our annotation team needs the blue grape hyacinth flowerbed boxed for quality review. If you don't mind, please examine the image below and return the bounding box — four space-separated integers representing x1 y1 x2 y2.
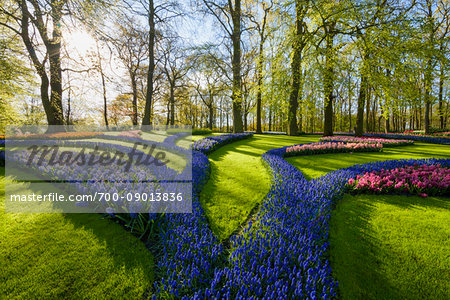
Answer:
153 133 256 298
3 131 449 299
152 137 449 299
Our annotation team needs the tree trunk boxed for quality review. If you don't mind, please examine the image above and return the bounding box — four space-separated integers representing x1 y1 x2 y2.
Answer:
256 43 263 133
219 97 222 130
438 63 444 129
131 74 138 125
365 86 370 132
66 79 71 125
231 0 243 133
424 58 432 134
348 86 352 132
298 68 304 134
166 100 170 125
268 107 272 131
423 0 436 134
100 65 108 128
19 1 65 129
323 23 335 137
244 113 248 131
385 114 390 133
170 84 175 125
339 97 343 132
48 0 65 127
255 32 264 133
287 0 304 136
254 5 271 133
209 104 214 130
143 0 155 126
424 101 431 134
355 71 367 137
384 69 391 133
444 101 449 129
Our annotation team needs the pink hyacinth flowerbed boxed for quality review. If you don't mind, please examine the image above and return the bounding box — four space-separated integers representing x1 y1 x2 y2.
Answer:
118 130 142 139
347 164 450 197
319 136 413 147
285 142 382 156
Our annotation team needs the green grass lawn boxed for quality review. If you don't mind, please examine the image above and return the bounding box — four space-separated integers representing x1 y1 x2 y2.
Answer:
200 136 450 241
285 142 450 299
199 135 318 240
199 136 449 297
0 167 155 299
329 194 450 299
2 134 449 298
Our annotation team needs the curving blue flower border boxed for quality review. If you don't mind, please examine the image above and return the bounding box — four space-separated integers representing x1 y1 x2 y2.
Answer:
154 136 449 299
199 146 449 298
153 133 255 298
3 131 448 298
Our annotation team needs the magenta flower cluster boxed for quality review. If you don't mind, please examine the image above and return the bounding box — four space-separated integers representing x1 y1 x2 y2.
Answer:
347 164 450 197
285 141 382 156
319 136 414 147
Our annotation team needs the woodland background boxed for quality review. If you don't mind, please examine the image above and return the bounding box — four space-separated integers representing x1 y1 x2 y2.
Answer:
0 0 449 136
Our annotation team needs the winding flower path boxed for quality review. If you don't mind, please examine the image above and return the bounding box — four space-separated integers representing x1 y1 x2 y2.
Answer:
193 134 449 298
198 135 319 240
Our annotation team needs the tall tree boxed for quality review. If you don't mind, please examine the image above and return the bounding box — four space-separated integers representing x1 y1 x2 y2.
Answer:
109 15 148 125
0 0 66 127
192 49 226 130
248 0 273 133
287 0 309 136
203 0 244 132
419 0 450 133
322 19 337 137
160 37 190 125
1 0 110 129
93 40 110 128
141 0 156 126
129 0 181 126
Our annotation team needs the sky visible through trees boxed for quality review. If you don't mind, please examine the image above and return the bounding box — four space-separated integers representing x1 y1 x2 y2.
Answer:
0 0 449 135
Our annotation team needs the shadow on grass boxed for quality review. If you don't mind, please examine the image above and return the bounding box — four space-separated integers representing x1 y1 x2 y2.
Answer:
1 172 154 298
199 136 279 240
200 154 269 240
330 193 450 300
329 195 399 299
374 193 450 210
65 213 154 280
208 135 320 162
